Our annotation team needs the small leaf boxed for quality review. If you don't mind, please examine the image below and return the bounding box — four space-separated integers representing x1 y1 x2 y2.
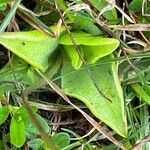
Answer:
129 0 143 12
131 83 150 104
18 106 38 120
73 12 102 35
10 115 26 147
0 83 16 94
0 30 58 72
61 55 127 137
27 66 39 84
0 3 6 10
90 0 117 20
0 56 37 94
0 0 13 11
28 138 44 150
0 106 9 125
53 133 70 149
63 45 83 69
25 113 50 135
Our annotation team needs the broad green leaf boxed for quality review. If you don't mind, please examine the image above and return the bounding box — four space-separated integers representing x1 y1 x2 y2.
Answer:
10 115 26 147
60 31 119 69
61 55 127 137
53 133 70 149
28 138 44 150
0 106 9 125
0 30 58 72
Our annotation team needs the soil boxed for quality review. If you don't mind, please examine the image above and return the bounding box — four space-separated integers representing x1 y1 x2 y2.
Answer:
0 48 8 69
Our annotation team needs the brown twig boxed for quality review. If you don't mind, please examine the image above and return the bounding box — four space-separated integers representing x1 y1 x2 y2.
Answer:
28 100 74 112
123 47 150 54
16 7 55 37
124 0 150 46
82 0 117 38
109 24 150 31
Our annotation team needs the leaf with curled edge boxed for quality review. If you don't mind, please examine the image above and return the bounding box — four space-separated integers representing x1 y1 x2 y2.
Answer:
59 31 120 69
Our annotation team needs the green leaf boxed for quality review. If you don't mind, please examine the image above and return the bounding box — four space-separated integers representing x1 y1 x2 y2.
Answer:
129 0 143 12
61 55 127 137
28 138 44 150
0 106 9 125
84 144 95 150
18 106 38 120
0 56 38 94
0 83 15 94
90 0 117 20
62 45 83 69
0 3 6 11
53 133 70 149
0 140 5 150
0 56 28 81
2 133 11 150
0 30 58 72
25 113 50 135
60 31 119 45
60 31 119 69
0 0 13 3
131 83 150 104
0 0 13 10
73 12 102 35
10 115 26 147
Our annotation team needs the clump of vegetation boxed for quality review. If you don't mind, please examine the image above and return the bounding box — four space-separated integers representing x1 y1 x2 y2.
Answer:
0 0 149 149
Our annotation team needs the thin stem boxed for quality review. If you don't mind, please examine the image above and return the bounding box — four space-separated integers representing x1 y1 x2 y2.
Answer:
0 0 21 33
